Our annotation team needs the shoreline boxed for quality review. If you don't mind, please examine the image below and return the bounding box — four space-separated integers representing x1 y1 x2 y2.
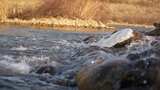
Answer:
0 18 153 32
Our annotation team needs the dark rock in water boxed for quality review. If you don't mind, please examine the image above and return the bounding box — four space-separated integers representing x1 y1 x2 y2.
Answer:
114 38 132 48
132 32 143 41
151 40 160 51
139 49 154 58
76 58 160 90
151 41 160 57
76 59 130 90
127 53 141 61
127 49 155 61
36 65 56 75
153 23 160 29
120 87 150 90
83 35 97 44
50 77 77 87
146 22 160 36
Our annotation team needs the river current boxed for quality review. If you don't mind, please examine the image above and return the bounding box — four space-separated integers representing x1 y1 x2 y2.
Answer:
0 25 156 90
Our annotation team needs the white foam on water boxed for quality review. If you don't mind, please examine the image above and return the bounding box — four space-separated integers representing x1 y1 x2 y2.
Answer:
94 28 134 48
91 61 95 64
126 36 154 54
56 39 88 48
0 55 54 74
0 61 31 74
51 61 62 67
32 37 37 41
3 55 14 61
11 46 28 51
16 56 50 67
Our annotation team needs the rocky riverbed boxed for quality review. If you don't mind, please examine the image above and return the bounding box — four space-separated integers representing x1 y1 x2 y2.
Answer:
0 24 159 90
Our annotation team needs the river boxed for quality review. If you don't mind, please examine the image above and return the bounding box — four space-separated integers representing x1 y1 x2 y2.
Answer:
0 24 156 90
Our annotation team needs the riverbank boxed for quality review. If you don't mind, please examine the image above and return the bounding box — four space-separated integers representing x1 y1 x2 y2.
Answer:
0 18 153 32
0 18 114 32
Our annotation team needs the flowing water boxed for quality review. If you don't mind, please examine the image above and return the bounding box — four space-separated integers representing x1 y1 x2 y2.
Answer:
0 25 157 90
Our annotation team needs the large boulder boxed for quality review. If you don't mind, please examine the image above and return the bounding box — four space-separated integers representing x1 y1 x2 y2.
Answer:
76 58 160 90
96 28 142 48
76 59 130 90
146 22 160 36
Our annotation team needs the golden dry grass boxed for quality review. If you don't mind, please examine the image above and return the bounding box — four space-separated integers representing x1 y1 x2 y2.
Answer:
0 0 8 20
0 0 41 19
0 0 160 25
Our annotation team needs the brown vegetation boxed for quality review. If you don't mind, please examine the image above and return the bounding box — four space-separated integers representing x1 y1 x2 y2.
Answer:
0 0 160 25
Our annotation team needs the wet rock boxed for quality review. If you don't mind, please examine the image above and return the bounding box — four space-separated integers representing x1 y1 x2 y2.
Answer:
36 65 56 75
50 77 77 87
127 48 156 61
151 41 160 57
83 35 97 44
154 22 160 28
97 28 142 48
127 53 141 61
97 28 134 48
146 22 160 36
138 49 154 59
114 31 142 48
144 58 160 90
113 38 132 48
132 31 143 41
76 59 130 90
76 58 160 90
152 41 160 51
120 87 151 90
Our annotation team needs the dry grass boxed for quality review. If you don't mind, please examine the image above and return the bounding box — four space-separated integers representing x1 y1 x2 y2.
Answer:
0 0 8 20
0 0 160 25
0 0 41 19
1 18 110 28
107 3 160 24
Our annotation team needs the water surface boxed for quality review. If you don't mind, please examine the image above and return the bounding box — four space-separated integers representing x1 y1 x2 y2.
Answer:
0 25 156 90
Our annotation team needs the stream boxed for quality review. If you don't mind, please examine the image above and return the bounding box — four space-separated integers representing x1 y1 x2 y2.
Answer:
0 25 157 90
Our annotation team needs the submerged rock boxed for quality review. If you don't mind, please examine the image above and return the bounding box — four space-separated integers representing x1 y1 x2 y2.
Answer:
83 35 97 44
76 58 160 90
146 23 160 36
96 28 141 48
36 65 56 75
127 53 141 61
